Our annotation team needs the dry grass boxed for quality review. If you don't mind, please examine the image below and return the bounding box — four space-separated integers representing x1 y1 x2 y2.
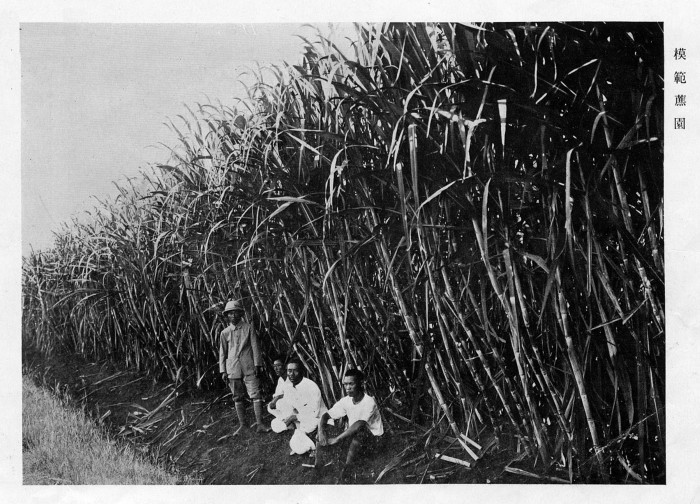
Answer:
22 375 191 485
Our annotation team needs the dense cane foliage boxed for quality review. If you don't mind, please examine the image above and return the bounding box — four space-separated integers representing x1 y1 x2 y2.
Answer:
23 22 663 482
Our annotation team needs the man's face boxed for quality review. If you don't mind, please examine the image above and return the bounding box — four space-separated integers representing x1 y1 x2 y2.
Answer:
227 309 243 325
287 363 303 386
273 360 286 378
343 375 362 399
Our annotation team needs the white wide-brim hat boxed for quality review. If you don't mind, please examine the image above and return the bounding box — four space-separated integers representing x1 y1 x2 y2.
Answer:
223 300 244 313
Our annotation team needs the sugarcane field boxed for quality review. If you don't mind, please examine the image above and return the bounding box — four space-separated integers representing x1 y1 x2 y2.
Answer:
21 22 665 486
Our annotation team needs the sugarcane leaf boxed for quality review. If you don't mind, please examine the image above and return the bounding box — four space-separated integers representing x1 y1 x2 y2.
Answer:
519 252 550 273
268 196 322 206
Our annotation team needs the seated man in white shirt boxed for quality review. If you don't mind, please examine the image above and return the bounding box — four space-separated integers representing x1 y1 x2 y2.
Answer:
267 357 293 421
271 358 329 454
316 369 384 480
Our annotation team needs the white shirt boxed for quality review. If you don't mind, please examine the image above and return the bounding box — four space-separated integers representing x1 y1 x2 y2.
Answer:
285 377 327 425
327 394 384 436
273 376 291 398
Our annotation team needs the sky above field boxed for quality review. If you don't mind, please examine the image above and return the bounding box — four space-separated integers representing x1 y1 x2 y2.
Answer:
21 22 351 255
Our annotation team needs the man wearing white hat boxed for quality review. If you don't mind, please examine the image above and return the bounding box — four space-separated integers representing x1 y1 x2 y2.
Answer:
218 299 270 435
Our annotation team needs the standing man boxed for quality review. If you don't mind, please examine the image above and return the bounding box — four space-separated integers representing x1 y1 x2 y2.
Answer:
271 359 328 454
316 369 384 480
218 299 270 435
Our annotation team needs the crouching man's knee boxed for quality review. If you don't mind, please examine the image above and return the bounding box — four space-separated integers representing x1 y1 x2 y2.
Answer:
347 420 369 434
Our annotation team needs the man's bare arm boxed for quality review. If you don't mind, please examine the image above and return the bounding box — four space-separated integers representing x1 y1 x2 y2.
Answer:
317 411 332 445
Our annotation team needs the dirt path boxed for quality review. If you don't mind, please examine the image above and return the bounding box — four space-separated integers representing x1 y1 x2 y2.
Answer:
22 345 540 485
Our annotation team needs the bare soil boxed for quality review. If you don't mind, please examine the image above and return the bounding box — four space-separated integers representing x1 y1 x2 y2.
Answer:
22 344 556 485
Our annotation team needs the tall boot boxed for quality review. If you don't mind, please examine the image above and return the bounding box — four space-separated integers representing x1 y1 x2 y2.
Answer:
233 401 248 436
254 400 271 433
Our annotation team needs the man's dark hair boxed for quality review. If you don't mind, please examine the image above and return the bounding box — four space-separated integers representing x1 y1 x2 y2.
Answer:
345 368 365 383
287 358 305 374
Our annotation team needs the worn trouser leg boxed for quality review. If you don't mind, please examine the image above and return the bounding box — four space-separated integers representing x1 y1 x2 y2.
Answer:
271 416 292 433
230 374 265 434
230 378 249 435
296 415 320 434
268 397 294 418
233 401 248 435
242 373 261 401
269 397 294 432
253 400 271 433
290 428 317 455
343 420 385 468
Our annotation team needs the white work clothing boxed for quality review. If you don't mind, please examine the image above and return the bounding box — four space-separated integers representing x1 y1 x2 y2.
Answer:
218 320 261 379
327 394 384 436
271 377 328 434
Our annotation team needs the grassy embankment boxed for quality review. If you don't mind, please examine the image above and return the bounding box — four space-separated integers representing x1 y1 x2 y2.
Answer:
22 375 193 485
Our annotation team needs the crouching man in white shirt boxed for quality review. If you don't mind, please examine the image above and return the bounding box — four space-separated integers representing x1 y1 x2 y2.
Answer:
316 369 384 481
271 358 329 455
